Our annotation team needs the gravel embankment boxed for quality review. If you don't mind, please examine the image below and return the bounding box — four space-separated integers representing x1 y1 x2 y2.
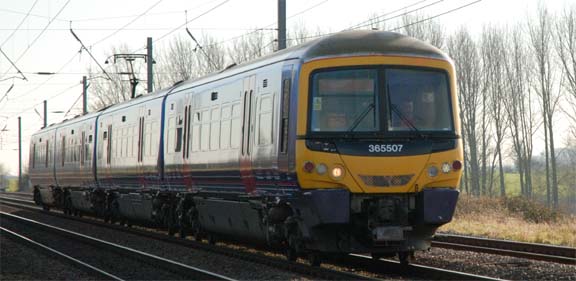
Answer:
0 235 100 280
414 247 576 281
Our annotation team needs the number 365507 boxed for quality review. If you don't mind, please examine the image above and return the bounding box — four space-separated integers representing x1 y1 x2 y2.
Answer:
368 144 404 153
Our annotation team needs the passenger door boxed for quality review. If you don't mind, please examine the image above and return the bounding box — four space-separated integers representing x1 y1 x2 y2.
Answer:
240 75 256 193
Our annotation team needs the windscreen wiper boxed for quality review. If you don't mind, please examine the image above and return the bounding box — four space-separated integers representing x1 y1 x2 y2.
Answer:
389 104 425 138
347 102 375 132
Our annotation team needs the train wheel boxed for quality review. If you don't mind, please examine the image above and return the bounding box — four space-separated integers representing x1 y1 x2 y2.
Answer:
179 228 187 239
285 246 297 262
398 251 411 265
308 252 322 267
168 227 177 236
207 234 216 245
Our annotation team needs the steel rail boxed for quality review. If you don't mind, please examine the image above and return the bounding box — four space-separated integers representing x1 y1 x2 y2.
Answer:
0 226 124 281
434 234 576 265
0 211 236 281
347 254 504 281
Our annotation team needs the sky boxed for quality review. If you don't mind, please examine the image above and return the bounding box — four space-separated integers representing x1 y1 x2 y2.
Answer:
0 0 573 176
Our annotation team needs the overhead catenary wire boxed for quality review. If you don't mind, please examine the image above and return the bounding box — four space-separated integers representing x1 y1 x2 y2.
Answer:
0 47 27 81
386 0 483 32
2 52 80 106
186 27 218 70
204 0 332 49
347 0 446 31
63 91 85 118
286 0 483 42
70 26 114 81
344 0 431 30
0 0 71 78
0 0 220 23
153 0 231 44
0 0 39 48
90 0 165 46
6 83 80 119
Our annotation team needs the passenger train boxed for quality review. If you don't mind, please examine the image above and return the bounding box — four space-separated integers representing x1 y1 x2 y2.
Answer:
29 31 463 265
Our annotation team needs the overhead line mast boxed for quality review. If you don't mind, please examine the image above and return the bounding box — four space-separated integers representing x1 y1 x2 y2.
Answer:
278 0 286 50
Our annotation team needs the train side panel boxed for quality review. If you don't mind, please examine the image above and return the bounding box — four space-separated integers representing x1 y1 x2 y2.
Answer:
95 96 164 190
29 127 57 205
53 116 97 189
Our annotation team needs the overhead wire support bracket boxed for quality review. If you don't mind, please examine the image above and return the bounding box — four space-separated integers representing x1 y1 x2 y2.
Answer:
0 47 28 81
69 22 113 81
186 27 218 70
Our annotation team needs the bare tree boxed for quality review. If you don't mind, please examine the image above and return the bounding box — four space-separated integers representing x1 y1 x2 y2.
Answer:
400 13 446 49
195 34 226 76
228 30 273 65
503 26 536 198
287 20 315 47
155 35 198 89
447 27 482 196
555 5 576 140
528 5 561 208
480 25 508 196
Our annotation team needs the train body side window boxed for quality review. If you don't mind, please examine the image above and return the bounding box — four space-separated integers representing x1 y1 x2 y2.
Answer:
201 110 210 151
32 144 36 168
61 136 66 166
210 107 220 150
220 105 231 149
230 103 242 149
175 116 183 153
258 95 274 145
45 140 50 167
167 117 175 153
192 112 200 152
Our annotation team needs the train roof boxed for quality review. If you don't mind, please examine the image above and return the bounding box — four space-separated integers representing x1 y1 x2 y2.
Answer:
31 31 448 137
295 30 449 62
172 30 450 92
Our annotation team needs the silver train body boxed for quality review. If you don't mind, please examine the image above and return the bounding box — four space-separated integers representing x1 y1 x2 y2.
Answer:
30 31 462 263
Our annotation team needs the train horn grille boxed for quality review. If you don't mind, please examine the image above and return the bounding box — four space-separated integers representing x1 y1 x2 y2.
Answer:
359 174 414 187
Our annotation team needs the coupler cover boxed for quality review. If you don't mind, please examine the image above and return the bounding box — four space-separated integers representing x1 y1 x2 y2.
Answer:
420 188 459 224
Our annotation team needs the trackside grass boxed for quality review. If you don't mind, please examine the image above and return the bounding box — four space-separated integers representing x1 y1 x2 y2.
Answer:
440 195 576 247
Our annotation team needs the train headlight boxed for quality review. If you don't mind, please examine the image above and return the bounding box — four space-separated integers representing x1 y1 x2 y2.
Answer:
316 163 327 175
441 162 451 174
330 166 344 180
428 166 438 177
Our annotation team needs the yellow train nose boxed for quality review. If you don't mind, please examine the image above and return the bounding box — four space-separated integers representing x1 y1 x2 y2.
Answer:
339 154 431 193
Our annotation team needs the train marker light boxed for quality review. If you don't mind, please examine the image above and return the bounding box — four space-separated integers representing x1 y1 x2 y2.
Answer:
331 166 344 179
428 166 438 177
303 161 315 173
452 160 463 171
441 162 451 174
316 163 327 175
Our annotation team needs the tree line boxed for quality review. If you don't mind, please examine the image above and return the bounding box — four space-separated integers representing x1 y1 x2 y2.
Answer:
87 4 576 210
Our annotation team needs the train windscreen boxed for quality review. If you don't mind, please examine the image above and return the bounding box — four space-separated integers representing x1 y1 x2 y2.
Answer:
310 69 379 132
309 67 452 134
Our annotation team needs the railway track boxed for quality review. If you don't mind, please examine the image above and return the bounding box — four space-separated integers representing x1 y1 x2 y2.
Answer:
433 233 576 265
0 227 124 280
3 193 573 265
0 196 376 280
0 211 235 281
1 194 573 280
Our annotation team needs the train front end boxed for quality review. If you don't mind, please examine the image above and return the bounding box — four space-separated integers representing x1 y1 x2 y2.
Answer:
290 36 463 260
